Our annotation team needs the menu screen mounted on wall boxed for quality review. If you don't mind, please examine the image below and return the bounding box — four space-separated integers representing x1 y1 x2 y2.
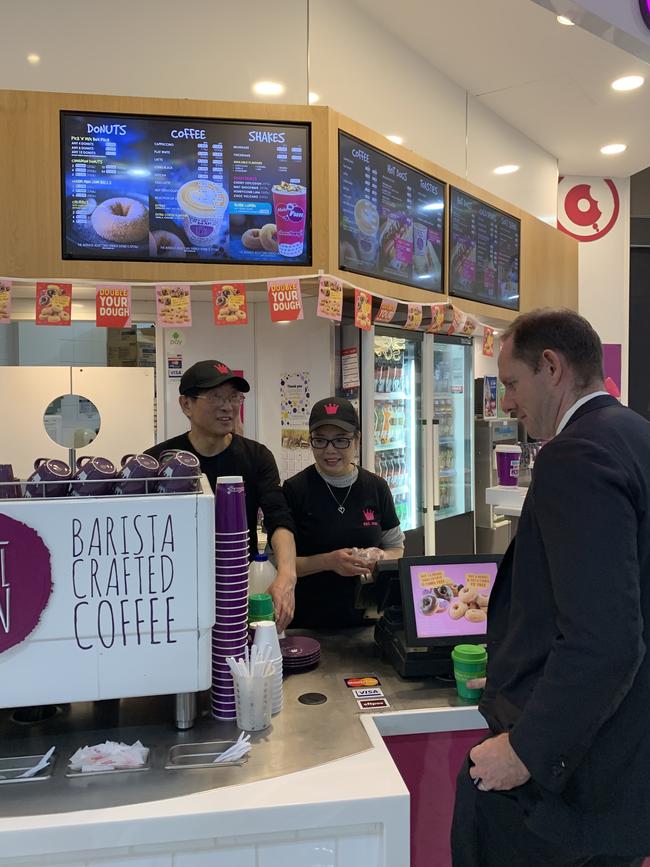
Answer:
60 112 311 265
338 132 445 292
449 188 520 311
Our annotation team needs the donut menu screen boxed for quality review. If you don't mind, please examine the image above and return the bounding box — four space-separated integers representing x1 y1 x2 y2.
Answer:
60 112 311 264
404 559 499 642
449 188 520 311
339 132 445 292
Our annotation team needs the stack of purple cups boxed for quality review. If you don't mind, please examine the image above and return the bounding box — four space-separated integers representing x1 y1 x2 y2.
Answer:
211 475 249 721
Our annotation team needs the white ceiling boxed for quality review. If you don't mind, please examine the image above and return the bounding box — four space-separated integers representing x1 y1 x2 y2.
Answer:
352 0 650 177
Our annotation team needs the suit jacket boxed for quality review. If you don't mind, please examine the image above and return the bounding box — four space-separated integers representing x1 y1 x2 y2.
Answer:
480 395 650 856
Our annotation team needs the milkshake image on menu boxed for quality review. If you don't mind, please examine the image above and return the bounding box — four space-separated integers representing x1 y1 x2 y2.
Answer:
354 198 379 262
177 179 229 247
271 182 307 257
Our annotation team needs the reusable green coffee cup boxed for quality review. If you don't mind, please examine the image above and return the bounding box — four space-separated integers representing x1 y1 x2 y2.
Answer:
451 644 487 701
248 593 275 623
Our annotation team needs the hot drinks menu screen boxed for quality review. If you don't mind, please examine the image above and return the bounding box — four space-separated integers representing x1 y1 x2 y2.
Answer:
449 188 520 311
61 112 311 264
409 561 498 639
339 132 444 292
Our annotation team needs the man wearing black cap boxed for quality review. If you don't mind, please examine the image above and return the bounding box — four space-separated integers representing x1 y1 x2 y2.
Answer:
146 359 297 630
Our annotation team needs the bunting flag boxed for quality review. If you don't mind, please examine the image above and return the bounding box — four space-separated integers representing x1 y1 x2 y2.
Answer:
316 275 343 321
267 277 304 322
96 285 132 328
482 327 495 357
35 282 72 326
156 284 192 327
354 288 372 330
427 303 447 333
213 283 249 325
0 280 11 324
404 303 423 330
374 297 398 324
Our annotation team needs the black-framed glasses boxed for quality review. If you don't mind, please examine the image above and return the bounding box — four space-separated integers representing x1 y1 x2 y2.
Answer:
310 435 354 450
193 393 246 408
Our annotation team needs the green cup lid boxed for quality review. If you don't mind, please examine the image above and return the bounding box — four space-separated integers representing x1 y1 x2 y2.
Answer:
249 592 274 613
452 643 487 663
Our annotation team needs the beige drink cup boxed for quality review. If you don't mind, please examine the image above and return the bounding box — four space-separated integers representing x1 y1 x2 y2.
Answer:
177 179 228 247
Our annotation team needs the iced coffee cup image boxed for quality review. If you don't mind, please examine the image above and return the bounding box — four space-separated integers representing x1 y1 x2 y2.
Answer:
177 179 229 247
354 198 380 263
271 181 307 257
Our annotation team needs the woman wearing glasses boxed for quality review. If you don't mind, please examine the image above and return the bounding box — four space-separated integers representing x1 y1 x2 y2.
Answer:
145 359 297 630
283 396 404 628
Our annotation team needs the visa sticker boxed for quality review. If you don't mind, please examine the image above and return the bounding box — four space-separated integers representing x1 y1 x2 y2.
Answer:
344 676 381 688
357 698 390 710
353 688 384 699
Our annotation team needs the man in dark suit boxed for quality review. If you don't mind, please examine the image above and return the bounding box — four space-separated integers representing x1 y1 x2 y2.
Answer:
452 309 650 867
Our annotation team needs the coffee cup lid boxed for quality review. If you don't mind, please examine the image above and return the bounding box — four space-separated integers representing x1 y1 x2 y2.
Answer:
495 444 521 453
451 643 487 663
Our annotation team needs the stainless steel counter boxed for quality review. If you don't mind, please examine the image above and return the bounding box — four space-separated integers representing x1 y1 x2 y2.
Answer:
0 627 463 819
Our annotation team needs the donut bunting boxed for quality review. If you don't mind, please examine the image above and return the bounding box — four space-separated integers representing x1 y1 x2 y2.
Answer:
35 282 72 326
212 282 249 326
156 284 192 327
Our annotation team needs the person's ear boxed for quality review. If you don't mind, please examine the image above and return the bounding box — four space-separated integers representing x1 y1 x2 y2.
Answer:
542 349 563 383
179 394 192 419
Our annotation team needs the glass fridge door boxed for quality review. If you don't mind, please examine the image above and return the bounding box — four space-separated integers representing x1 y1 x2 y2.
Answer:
372 328 423 532
433 337 474 520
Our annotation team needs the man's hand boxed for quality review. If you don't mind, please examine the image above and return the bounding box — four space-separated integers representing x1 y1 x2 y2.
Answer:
326 548 372 578
267 571 295 632
468 733 530 791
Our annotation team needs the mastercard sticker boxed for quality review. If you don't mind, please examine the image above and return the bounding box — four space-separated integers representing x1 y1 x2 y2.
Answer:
344 676 381 689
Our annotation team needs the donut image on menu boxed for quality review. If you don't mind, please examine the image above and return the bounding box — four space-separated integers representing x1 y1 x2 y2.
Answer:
91 197 149 243
149 230 186 258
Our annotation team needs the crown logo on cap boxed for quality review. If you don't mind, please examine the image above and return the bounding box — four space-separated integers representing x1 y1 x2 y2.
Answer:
214 363 229 374
324 402 339 415
363 508 375 521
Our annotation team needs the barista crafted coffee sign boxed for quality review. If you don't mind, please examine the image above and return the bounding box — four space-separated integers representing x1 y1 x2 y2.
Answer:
0 515 52 654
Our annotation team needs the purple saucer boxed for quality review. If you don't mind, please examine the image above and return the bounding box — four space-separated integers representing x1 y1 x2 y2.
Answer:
279 636 321 659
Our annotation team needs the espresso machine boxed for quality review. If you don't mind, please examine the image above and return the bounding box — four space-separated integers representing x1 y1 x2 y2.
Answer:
474 416 519 554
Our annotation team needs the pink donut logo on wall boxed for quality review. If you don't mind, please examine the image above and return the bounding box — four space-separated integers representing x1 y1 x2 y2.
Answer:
557 178 620 242
0 515 52 655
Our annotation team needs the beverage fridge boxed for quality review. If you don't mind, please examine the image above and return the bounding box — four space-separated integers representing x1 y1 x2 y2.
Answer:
336 321 475 555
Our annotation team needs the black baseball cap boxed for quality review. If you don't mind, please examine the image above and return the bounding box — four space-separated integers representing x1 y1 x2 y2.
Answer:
309 397 360 433
179 360 250 395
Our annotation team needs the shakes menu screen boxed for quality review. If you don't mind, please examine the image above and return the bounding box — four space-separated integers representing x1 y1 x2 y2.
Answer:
61 112 311 265
339 132 445 292
449 188 520 311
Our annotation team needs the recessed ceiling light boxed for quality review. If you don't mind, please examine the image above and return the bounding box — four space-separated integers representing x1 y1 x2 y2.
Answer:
493 164 520 175
308 91 320 104
252 80 285 97
26 53 40 64
386 134 403 145
557 15 575 25
611 75 645 91
600 143 627 155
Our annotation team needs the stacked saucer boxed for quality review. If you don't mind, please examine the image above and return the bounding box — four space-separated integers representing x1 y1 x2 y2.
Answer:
211 475 249 721
280 636 321 674
250 621 283 715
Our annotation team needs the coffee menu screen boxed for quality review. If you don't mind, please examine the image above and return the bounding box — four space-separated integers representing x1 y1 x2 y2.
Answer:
60 112 311 264
449 188 520 311
338 132 445 292
409 561 498 640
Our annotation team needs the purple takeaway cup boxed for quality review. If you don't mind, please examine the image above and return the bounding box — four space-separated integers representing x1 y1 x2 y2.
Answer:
24 458 72 498
495 444 521 486
115 454 160 495
70 456 116 497
156 450 201 494
0 464 20 499
215 475 247 533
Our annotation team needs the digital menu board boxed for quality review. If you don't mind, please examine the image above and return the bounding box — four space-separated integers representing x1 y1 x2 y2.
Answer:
60 112 311 265
449 188 520 311
338 132 444 292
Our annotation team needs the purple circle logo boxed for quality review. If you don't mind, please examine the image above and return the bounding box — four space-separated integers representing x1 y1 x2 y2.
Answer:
640 0 650 29
0 515 52 655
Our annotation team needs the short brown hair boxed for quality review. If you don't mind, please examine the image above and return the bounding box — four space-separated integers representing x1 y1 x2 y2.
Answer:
501 308 603 389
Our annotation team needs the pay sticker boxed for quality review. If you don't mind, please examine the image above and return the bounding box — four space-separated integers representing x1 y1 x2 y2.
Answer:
357 698 390 710
353 687 384 699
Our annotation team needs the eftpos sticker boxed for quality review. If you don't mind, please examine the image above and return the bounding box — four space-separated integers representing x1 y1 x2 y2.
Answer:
344 676 381 689
357 698 390 710
353 687 384 699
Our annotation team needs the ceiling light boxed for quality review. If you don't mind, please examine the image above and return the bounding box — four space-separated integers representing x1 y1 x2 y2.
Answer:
26 53 40 64
557 15 575 25
611 75 645 91
308 92 320 104
252 80 285 97
386 134 403 145
493 164 520 175
600 143 627 155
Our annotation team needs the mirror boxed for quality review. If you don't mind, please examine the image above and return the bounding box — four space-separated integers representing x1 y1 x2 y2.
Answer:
44 394 101 448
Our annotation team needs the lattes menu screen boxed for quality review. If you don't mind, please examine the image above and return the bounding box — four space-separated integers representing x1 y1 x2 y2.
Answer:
339 132 445 292
449 188 520 310
60 112 311 264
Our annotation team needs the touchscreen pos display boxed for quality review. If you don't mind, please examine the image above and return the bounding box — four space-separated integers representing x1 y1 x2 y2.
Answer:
399 555 500 647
